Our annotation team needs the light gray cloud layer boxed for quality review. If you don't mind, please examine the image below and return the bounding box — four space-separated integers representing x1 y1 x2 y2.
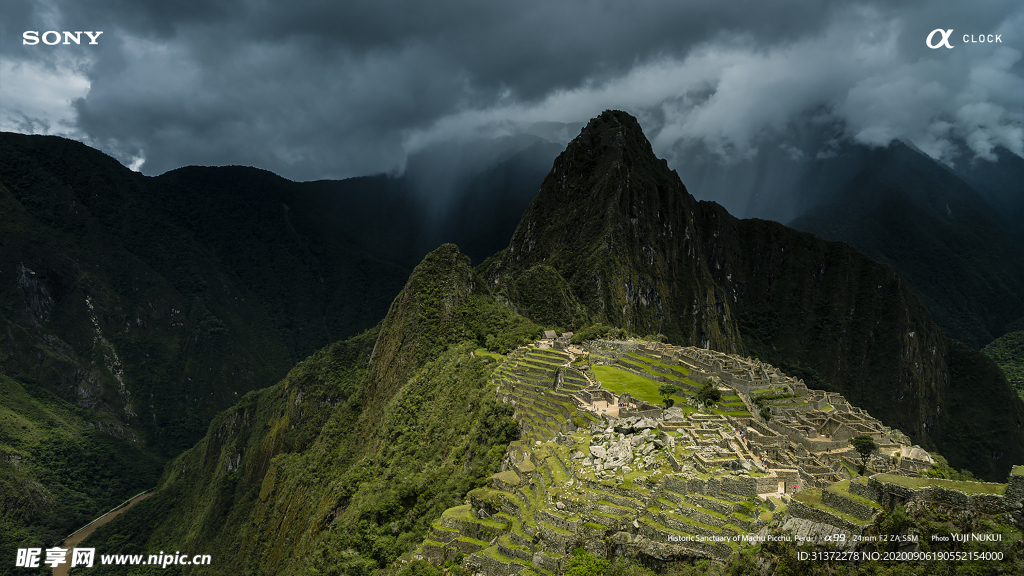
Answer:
2 0 1021 194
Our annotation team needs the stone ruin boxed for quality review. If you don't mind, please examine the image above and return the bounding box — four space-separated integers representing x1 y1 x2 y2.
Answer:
414 339 1024 575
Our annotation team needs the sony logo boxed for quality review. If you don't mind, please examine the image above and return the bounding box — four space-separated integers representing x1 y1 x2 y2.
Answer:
22 31 103 45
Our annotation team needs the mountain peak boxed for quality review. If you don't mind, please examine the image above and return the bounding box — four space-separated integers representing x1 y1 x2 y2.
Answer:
574 109 651 151
491 110 736 349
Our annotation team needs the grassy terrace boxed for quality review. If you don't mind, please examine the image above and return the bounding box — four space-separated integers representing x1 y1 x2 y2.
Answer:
609 356 702 389
586 368 751 415
494 470 521 485
529 349 569 361
826 480 881 508
444 504 509 528
678 500 728 521
793 488 873 526
481 544 530 566
712 406 750 417
522 356 564 368
474 348 507 362
591 365 692 406
873 474 1008 495
627 352 690 375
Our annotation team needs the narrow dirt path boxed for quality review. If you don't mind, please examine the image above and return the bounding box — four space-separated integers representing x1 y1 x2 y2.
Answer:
53 491 153 576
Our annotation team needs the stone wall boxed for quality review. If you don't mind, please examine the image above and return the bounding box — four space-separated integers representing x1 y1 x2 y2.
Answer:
719 475 757 497
848 479 882 504
870 476 1017 515
1006 473 1024 504
620 408 663 419
589 340 636 353
423 542 455 565
787 500 866 534
822 490 876 520
664 474 689 494
756 475 782 494
468 553 522 576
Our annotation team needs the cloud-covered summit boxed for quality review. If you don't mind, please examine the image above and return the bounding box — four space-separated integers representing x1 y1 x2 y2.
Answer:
2 0 1021 206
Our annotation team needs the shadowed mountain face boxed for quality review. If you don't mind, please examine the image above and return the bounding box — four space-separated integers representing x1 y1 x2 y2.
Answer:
791 142 1024 349
0 132 557 459
486 110 1024 479
484 112 741 349
0 132 557 568
953 147 1024 249
73 244 532 575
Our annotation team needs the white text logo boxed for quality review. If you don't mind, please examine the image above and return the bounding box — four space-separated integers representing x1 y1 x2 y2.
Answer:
22 31 103 45
963 34 1002 43
926 29 954 49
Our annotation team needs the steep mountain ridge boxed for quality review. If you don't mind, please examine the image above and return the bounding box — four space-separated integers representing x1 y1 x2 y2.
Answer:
487 110 1024 479
485 112 739 350
0 133 410 570
78 244 532 575
791 142 1024 348
0 137 295 455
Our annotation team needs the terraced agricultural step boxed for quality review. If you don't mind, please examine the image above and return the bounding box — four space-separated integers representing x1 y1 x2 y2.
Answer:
536 520 575 552
421 540 456 565
575 483 645 510
471 545 528 576
659 509 721 538
440 505 509 541
498 534 535 563
673 500 728 527
591 499 636 520
537 508 580 533
429 520 461 543
530 551 563 574
522 358 561 370
545 456 571 486
822 480 881 520
507 517 537 552
584 509 628 529
637 515 693 542
687 494 737 516
721 524 747 539
728 512 754 531
495 486 528 512
454 536 491 554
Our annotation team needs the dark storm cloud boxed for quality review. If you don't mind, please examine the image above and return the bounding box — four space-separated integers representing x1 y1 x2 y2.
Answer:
1 0 1021 189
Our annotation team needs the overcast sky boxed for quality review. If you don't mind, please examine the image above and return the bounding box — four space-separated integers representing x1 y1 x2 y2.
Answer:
2 0 1022 194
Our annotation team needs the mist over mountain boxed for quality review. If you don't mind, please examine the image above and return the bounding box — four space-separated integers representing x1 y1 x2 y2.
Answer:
790 141 1024 349
306 135 562 267
952 147 1024 248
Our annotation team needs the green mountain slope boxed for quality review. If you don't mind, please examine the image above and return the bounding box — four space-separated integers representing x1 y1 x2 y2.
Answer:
983 331 1024 400
79 245 534 574
0 374 161 574
0 134 412 572
485 111 1024 480
0 134 409 458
